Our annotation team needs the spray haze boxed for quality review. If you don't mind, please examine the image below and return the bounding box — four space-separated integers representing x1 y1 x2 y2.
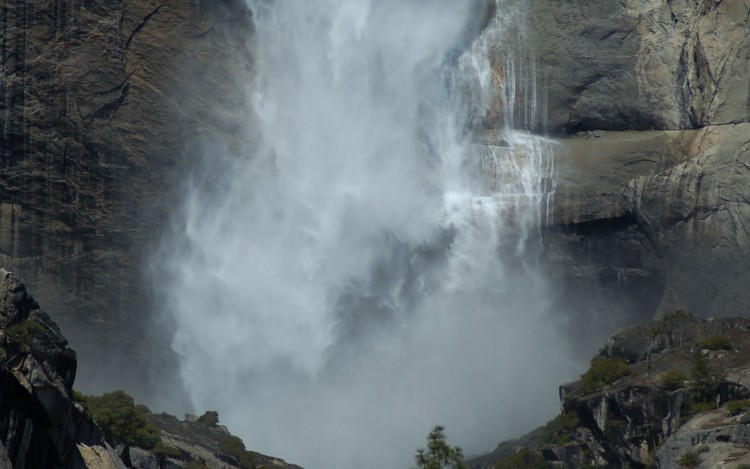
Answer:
159 1 575 467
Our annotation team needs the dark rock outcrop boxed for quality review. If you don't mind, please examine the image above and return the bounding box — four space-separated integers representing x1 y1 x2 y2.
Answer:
0 268 120 468
0 0 255 395
0 268 301 468
469 316 750 468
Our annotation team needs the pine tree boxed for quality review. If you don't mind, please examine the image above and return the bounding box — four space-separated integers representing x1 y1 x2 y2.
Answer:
414 425 467 469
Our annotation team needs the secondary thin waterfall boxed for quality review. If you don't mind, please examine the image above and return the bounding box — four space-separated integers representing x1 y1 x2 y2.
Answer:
159 1 572 468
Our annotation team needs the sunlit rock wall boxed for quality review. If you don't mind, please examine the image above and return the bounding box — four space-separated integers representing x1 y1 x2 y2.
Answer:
520 0 750 321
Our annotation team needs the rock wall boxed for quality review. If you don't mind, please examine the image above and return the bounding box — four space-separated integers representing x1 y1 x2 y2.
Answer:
529 0 750 134
0 0 255 396
0 268 120 468
502 0 750 321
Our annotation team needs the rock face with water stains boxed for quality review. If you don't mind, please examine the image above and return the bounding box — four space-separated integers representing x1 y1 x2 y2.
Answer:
528 0 750 134
0 0 255 394
506 0 750 321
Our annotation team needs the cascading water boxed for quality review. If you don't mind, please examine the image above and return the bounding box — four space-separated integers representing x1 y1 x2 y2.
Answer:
158 1 573 468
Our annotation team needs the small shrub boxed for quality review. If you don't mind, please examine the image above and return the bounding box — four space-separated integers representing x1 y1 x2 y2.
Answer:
80 390 160 449
677 450 700 467
664 310 691 320
218 435 256 469
152 441 182 459
660 370 689 391
196 410 219 426
725 399 750 416
690 352 720 396
414 426 466 469
697 336 732 351
541 412 582 445
581 356 632 392
686 401 717 418
6 320 46 347
71 390 89 405
649 323 668 337
494 448 550 469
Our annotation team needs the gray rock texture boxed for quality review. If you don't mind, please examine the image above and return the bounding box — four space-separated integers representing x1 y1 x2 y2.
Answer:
655 409 750 468
469 316 750 468
490 0 750 322
527 0 750 134
0 268 110 468
544 123 750 320
0 0 255 395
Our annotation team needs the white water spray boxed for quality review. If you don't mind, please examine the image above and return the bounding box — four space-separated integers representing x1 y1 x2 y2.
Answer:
159 1 573 467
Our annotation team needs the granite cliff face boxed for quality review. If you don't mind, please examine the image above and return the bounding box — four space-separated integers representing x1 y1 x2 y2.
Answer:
0 0 255 394
495 0 750 325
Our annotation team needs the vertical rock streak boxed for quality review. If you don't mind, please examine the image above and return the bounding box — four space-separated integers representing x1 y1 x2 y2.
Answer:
163 1 570 467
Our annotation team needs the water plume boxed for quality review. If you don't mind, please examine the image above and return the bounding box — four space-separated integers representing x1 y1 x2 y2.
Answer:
157 1 576 467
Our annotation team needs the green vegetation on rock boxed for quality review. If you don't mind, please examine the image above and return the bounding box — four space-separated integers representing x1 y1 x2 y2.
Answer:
581 356 632 392
493 448 550 469
196 410 219 426
152 441 182 459
660 370 689 391
414 425 466 469
697 336 732 351
677 450 700 468
218 435 256 469
684 401 717 422
6 320 46 347
77 390 160 449
664 310 692 320
725 399 750 416
541 412 582 445
690 352 720 396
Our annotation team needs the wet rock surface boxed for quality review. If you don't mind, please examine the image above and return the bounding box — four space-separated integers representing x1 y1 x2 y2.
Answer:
0 0 255 395
501 0 750 324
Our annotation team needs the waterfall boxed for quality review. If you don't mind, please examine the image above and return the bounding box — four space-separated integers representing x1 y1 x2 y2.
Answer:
158 1 573 467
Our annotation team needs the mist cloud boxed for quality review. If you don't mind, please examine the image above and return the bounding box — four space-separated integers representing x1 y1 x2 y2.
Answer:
157 1 578 467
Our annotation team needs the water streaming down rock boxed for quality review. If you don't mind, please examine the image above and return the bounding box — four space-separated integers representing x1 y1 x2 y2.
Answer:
160 1 573 468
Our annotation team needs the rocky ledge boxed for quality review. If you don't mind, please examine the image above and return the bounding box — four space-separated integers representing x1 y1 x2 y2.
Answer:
470 314 750 468
0 268 300 469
